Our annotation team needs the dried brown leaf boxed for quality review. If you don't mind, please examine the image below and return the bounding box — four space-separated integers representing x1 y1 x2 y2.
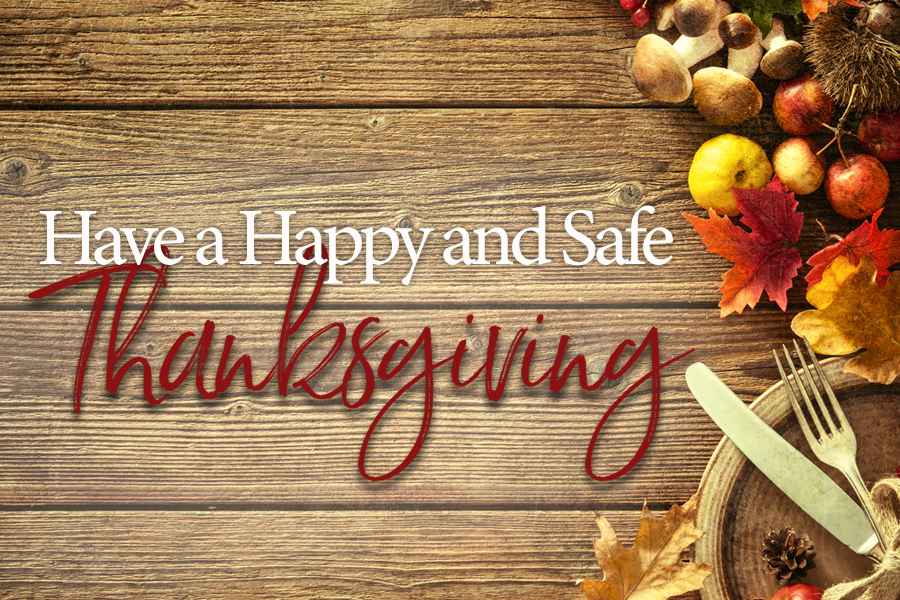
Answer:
580 494 712 600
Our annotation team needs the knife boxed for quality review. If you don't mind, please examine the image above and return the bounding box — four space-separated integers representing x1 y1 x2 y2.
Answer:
686 362 880 556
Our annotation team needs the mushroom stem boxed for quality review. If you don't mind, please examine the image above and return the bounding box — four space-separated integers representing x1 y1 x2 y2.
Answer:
727 34 763 79
672 0 731 65
762 19 787 51
655 0 677 30
760 18 787 51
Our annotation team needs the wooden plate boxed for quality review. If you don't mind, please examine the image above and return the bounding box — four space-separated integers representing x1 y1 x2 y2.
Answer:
696 358 900 600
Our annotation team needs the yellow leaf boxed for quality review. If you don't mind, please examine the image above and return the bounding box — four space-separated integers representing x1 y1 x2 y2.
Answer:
580 494 712 600
792 256 900 384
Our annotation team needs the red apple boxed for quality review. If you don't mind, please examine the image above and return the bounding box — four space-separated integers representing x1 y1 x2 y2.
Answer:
772 137 826 195
859 108 900 162
771 584 822 600
825 153 890 219
773 74 835 136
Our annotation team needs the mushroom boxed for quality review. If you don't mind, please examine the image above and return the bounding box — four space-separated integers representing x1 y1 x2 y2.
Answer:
866 2 900 44
718 12 758 49
760 18 805 79
655 0 677 30
632 0 731 103
674 0 717 37
692 66 762 125
720 14 763 79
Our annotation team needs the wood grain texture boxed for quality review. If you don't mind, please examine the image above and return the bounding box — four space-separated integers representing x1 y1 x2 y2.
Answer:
0 3 840 597
0 509 706 600
0 307 794 506
0 0 667 108
4 109 894 308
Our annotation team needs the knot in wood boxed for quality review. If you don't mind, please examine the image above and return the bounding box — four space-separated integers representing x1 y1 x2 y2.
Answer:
615 182 645 207
227 402 249 416
365 114 388 132
4 159 26 182
398 216 413 229
0 148 52 187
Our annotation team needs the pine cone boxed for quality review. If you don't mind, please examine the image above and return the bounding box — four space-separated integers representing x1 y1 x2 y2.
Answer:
761 527 817 585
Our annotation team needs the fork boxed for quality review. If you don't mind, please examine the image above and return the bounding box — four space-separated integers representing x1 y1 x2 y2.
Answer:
773 337 889 552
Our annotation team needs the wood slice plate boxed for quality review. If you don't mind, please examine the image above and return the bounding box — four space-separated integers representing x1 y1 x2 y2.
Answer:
696 358 900 600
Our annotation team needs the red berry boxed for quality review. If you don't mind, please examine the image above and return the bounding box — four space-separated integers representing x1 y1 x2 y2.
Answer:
621 0 639 10
632 5 650 26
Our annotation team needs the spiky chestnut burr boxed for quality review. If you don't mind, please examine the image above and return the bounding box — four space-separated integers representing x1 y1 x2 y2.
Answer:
805 6 900 113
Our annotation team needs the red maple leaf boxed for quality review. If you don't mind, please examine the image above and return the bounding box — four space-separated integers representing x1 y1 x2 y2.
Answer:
806 209 900 289
684 178 804 318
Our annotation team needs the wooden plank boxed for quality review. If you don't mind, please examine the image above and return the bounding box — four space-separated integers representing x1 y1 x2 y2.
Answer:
0 307 794 506
0 0 673 108
3 109 886 307
0 509 703 600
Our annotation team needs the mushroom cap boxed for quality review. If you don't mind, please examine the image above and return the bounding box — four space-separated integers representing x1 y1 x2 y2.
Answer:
718 13 758 49
692 66 763 125
760 41 805 80
674 0 717 37
632 34 692 103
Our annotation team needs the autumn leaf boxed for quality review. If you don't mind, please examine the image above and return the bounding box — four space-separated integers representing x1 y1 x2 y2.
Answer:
802 0 832 22
805 209 900 289
684 177 804 318
580 494 712 600
802 0 862 22
792 256 900 384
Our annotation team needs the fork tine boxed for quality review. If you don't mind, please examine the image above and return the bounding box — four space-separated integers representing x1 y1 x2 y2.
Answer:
782 343 827 441
793 339 838 436
773 348 820 447
802 336 850 431
776 339 887 552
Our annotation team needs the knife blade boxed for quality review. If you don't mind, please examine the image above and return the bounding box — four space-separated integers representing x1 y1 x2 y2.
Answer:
686 362 879 556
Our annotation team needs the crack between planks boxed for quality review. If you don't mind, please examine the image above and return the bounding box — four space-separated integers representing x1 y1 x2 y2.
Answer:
0 301 727 311
0 102 671 112
0 501 668 512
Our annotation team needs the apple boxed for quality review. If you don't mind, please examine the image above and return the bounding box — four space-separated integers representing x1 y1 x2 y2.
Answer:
772 137 826 195
771 584 822 600
859 108 900 162
825 154 890 219
773 74 834 136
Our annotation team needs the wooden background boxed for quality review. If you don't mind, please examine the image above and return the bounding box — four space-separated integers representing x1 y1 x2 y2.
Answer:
2 2 899 598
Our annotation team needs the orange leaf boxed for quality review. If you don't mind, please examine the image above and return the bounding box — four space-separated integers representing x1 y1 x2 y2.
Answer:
792 256 900 384
580 494 712 600
802 0 833 21
802 0 863 21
